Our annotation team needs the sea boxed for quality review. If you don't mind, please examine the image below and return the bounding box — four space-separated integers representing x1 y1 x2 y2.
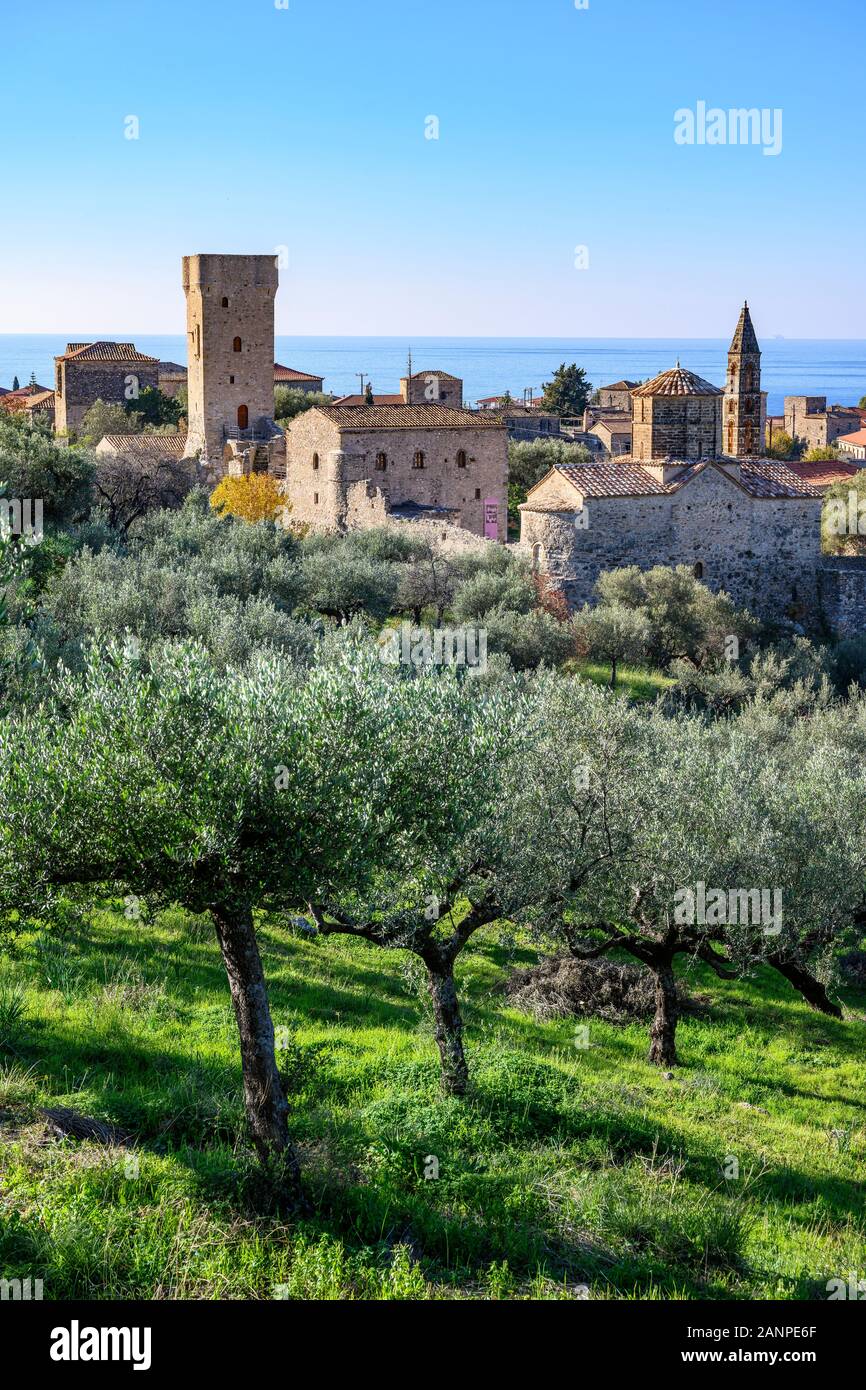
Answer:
2 335 865 419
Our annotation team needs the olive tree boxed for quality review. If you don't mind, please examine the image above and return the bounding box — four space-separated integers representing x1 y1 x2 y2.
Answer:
498 678 866 1065
0 638 510 1189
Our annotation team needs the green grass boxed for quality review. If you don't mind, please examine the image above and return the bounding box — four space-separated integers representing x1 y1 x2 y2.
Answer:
571 660 675 701
0 907 864 1300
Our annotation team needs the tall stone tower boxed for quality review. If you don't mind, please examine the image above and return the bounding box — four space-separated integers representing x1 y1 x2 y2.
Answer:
182 254 278 469
724 302 766 457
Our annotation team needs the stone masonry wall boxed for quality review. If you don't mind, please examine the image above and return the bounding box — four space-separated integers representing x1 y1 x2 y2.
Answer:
521 466 822 624
55 359 159 436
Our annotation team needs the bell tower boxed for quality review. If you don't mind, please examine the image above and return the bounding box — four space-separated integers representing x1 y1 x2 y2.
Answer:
725 302 766 457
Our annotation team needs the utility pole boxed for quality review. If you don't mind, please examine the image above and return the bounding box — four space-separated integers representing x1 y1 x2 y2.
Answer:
356 372 366 398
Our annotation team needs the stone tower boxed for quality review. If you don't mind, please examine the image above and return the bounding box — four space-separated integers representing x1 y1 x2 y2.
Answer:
182 254 278 469
630 365 723 461
724 302 766 457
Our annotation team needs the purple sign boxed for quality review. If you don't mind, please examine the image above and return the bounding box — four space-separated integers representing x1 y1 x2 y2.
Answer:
483 498 499 539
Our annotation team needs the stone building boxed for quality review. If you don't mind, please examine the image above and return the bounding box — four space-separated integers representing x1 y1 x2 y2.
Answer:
630 365 723 461
95 433 189 465
274 364 324 394
596 380 639 412
399 370 463 406
837 429 866 463
182 253 281 474
784 397 861 452
587 416 632 457
158 362 188 399
0 385 55 426
54 342 159 437
281 403 508 541
724 303 767 457
519 458 823 624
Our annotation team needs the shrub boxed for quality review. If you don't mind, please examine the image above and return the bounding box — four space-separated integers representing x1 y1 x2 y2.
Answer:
210 473 286 524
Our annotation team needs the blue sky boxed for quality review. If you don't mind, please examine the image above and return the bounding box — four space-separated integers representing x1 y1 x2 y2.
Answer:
1 0 862 337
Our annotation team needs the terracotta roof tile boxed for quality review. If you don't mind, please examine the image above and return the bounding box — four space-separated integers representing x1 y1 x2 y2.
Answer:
97 433 188 459
785 460 859 489
274 364 323 383
632 365 723 398
59 341 160 364
316 404 504 430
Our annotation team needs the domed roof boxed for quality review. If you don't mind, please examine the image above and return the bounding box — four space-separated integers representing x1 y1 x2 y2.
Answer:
632 364 723 398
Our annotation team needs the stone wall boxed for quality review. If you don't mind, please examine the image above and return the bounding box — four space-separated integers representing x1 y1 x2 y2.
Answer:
282 411 508 541
817 558 866 637
183 254 277 468
632 393 722 461
55 358 159 436
520 465 822 624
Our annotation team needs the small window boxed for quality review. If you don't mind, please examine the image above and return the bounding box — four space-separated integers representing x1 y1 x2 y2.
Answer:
314 492 319 505
229 375 234 384
693 562 704 579
456 449 467 468
312 453 319 470
413 451 425 469
474 488 481 500
375 452 387 471
221 297 229 308
233 337 242 353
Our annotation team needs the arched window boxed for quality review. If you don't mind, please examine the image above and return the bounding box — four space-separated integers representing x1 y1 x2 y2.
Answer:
693 561 704 579
237 404 248 430
456 449 467 469
312 452 319 470
531 542 545 572
744 365 754 392
375 452 387 471
221 297 229 308
233 336 242 352
413 451 425 469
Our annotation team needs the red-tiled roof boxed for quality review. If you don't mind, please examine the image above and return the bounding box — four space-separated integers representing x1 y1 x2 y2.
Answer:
525 458 823 504
837 429 866 447
59 342 159 364
632 365 723 397
785 459 859 489
96 433 188 459
600 379 640 392
314 404 505 430
274 364 323 383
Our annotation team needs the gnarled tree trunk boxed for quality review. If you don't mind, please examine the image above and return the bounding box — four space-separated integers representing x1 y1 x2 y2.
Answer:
211 899 301 1191
648 957 679 1066
423 951 469 1097
768 954 843 1019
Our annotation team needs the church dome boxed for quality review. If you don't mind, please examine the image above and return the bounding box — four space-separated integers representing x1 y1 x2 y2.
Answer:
632 365 723 398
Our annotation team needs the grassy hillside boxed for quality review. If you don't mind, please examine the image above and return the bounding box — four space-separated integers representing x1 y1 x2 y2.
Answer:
0 907 864 1301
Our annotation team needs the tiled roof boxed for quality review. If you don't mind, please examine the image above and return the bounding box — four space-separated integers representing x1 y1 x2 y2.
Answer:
729 302 760 355
60 342 160 364
97 433 188 459
632 365 723 397
837 429 866 446
274 364 323 382
317 404 505 430
785 460 859 489
0 387 53 412
600 380 639 391
551 463 671 497
525 458 823 504
158 361 187 375
405 370 461 381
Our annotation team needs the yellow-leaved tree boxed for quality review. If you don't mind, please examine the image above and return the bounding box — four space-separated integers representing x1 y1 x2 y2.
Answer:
210 473 286 523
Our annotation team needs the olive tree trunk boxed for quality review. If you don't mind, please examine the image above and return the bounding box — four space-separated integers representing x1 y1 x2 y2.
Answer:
211 900 301 1189
423 952 469 1097
648 957 679 1067
768 954 843 1019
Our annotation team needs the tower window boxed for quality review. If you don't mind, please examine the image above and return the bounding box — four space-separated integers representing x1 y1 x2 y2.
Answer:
413 451 425 469
314 492 319 505
233 337 242 353
456 449 467 468
312 453 319 470
221 297 229 308
375 452 387 471
237 404 248 430
693 562 704 579
474 488 481 500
